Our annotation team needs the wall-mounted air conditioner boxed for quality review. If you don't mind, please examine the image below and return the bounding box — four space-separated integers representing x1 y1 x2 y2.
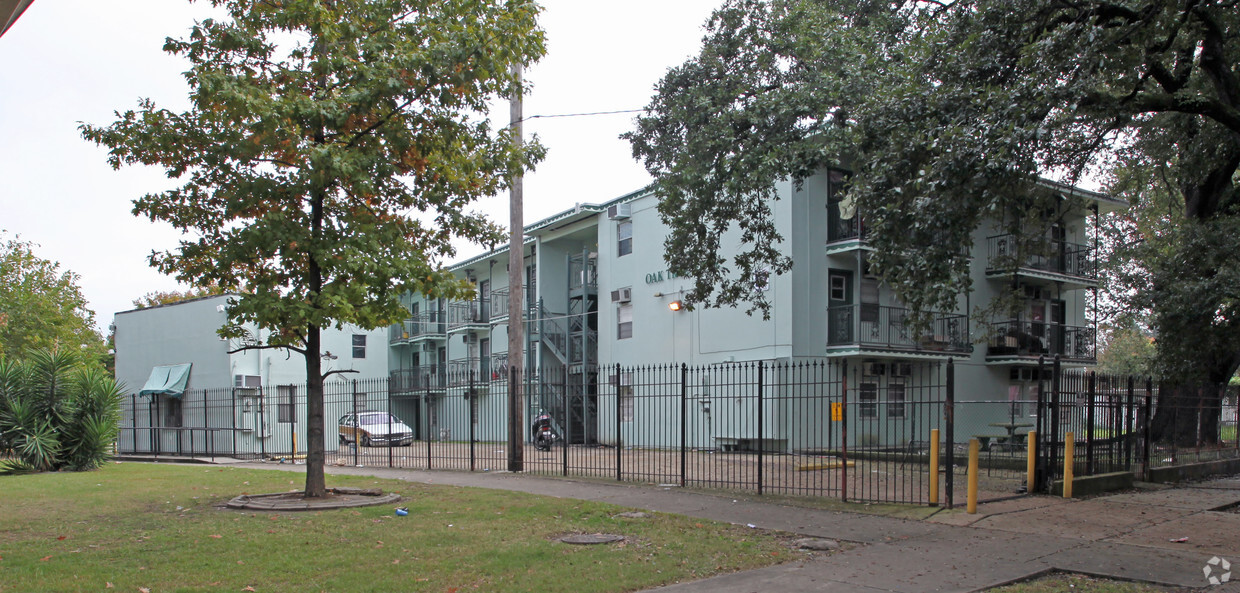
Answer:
607 204 631 220
862 362 886 376
891 362 913 377
610 287 632 303
234 374 261 389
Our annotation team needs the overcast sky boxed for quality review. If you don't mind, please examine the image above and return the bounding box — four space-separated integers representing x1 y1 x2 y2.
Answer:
0 0 721 333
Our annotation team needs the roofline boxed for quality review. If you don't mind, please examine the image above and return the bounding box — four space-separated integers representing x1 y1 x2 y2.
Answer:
449 184 657 272
1036 178 1126 210
115 292 237 316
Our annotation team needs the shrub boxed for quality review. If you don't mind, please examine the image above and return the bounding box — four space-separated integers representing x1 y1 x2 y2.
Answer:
0 348 124 474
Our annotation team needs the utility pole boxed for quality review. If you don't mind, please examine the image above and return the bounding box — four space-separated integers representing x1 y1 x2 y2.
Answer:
506 64 524 472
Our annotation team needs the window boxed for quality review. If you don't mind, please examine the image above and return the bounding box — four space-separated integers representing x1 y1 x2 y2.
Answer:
887 378 906 418
829 274 847 302
858 381 878 419
278 385 296 423
352 334 366 359
617 303 633 339
618 373 634 422
161 396 183 428
617 221 633 257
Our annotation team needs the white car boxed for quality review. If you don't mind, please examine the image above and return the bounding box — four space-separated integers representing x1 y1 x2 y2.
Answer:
338 412 414 447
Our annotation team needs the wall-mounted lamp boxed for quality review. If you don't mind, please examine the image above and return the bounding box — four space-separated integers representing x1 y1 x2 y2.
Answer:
668 300 684 312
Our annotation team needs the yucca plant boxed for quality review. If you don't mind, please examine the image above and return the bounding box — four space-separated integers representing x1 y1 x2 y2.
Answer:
0 348 123 474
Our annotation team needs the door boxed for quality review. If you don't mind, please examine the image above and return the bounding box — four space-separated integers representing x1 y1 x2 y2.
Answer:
827 270 854 344
1049 299 1066 355
478 280 490 321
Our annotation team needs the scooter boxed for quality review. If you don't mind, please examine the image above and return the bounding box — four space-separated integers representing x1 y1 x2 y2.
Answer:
532 412 558 451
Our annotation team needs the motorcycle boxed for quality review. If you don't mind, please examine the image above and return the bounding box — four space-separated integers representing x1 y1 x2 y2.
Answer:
532 412 558 451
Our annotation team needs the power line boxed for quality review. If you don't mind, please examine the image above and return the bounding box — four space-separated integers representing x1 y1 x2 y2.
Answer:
519 108 644 123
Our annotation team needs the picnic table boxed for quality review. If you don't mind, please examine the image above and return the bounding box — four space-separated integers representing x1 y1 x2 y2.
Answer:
974 422 1034 451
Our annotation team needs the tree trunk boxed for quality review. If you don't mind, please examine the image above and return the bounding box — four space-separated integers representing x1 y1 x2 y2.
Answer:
304 324 326 497
1149 382 1224 448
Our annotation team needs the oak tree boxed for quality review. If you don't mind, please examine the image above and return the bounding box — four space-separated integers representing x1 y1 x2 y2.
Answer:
627 0 1239 443
83 0 545 496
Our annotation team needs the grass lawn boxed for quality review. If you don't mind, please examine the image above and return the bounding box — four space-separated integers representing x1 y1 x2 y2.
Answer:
987 572 1172 593
0 463 799 593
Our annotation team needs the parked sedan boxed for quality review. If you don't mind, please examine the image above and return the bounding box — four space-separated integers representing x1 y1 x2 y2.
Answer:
338 412 414 447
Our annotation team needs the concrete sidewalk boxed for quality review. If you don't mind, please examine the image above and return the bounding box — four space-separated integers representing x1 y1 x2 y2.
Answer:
245 462 1240 592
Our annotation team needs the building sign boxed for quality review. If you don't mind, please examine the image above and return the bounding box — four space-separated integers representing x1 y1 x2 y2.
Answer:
831 402 844 422
644 269 680 285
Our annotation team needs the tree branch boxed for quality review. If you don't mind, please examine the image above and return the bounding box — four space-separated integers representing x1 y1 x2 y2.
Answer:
322 369 359 381
227 342 307 356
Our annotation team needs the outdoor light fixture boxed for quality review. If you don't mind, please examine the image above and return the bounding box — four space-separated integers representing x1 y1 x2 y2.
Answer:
668 300 683 312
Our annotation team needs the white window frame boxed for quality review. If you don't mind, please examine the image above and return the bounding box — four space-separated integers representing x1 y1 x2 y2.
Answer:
617 303 633 340
277 384 296 423
617 221 633 257
887 377 906 418
352 334 367 359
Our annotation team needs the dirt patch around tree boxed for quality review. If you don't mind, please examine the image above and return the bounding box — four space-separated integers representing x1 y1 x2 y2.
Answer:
225 486 400 511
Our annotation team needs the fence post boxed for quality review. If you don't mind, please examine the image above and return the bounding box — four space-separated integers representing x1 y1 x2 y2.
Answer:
616 363 622 482
1048 355 1061 491
1086 371 1095 475
132 394 139 455
470 370 477 472
1142 377 1153 480
929 427 940 506
351 380 359 466
680 363 687 488
562 365 568 477
1125 375 1135 471
841 361 850 503
757 362 765 496
944 358 955 509
1035 356 1046 491
387 380 394 468
257 387 266 460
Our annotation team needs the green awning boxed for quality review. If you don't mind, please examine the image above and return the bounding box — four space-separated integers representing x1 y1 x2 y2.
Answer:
139 363 192 398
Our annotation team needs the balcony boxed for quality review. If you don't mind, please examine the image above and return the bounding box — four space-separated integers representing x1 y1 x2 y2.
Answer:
389 312 446 345
827 305 971 356
569 252 598 294
446 301 488 332
447 357 490 386
389 366 446 394
986 320 1096 363
985 234 1097 288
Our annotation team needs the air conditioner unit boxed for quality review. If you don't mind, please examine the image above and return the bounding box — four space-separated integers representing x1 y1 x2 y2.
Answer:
464 334 478 344
234 374 261 389
892 362 912 377
610 287 632 303
607 204 631 220
421 342 437 353
862 362 886 376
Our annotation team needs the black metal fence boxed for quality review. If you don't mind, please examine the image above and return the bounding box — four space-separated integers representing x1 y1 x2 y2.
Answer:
118 358 1240 506
1035 358 1240 490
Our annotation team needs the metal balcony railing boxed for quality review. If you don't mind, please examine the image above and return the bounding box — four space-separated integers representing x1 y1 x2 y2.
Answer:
389 312 447 344
986 234 1097 280
986 320 1096 360
827 304 970 354
446 301 488 330
569 252 598 292
827 207 866 244
389 366 446 393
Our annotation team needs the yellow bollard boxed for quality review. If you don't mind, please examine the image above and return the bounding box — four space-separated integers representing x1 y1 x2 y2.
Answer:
967 438 979 514
929 428 941 506
1026 430 1036 494
1063 432 1075 499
